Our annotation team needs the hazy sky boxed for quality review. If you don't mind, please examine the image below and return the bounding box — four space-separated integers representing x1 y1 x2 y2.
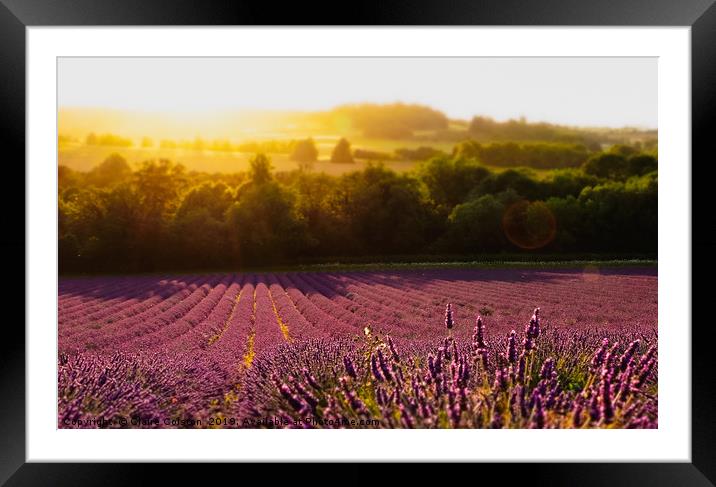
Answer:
58 57 657 128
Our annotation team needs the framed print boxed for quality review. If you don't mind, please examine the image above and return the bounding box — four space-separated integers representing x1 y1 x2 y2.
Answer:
3 0 715 483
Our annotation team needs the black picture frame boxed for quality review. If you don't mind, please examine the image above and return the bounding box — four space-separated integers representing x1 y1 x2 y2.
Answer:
3 0 714 483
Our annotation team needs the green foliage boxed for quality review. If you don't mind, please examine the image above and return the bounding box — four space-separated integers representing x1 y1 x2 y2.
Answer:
290 138 319 170
394 146 447 161
86 153 132 187
454 140 591 169
441 190 519 252
58 144 657 273
627 154 658 177
330 138 354 164
226 181 309 265
467 116 600 147
331 103 448 139
248 153 273 185
474 169 544 201
419 156 491 211
582 153 630 180
335 164 436 255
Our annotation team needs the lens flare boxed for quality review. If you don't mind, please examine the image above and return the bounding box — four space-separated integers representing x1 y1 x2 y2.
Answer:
501 200 557 250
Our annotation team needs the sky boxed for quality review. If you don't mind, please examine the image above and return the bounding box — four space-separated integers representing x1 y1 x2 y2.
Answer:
58 57 657 128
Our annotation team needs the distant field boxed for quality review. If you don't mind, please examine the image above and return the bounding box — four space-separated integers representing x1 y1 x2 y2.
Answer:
58 141 550 178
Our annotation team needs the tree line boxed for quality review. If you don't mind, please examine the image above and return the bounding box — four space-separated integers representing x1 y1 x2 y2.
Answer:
58 147 657 273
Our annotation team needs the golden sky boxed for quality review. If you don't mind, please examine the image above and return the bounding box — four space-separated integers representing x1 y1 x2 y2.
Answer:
58 57 657 129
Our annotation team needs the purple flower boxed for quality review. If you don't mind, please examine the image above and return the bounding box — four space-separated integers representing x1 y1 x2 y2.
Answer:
493 367 507 392
445 303 454 330
572 398 584 428
343 356 357 380
540 358 555 380
590 338 609 371
490 409 503 429
600 376 614 424
377 349 393 382
400 404 415 428
633 357 656 389
589 392 600 423
507 330 517 364
530 391 545 429
279 383 305 413
474 315 487 349
370 354 384 383
302 367 321 390
619 339 640 372
387 337 401 363
516 352 526 384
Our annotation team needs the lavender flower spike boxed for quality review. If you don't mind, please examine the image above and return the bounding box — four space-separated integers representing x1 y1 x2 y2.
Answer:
445 303 454 330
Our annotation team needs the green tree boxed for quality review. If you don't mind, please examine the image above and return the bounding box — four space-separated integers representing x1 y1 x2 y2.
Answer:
336 164 434 254
441 191 519 253
627 154 657 177
292 173 348 256
582 153 629 180
474 169 543 200
249 153 273 185
330 138 354 163
419 156 491 212
226 182 309 265
86 153 132 187
290 138 318 170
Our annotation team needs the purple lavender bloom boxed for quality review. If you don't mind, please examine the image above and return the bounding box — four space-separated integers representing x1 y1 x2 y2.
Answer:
600 376 614 424
490 409 503 429
633 357 656 389
618 365 634 402
619 339 640 372
530 392 545 429
640 345 657 366
493 367 507 392
449 401 461 428
590 338 609 371
478 348 489 371
525 308 542 340
474 315 487 349
540 358 555 380
343 356 357 380
435 349 443 374
516 352 526 384
400 404 415 429
507 330 517 364
377 349 393 382
445 303 454 330
427 353 437 380
279 383 306 413
302 367 321 390
387 337 400 363
375 386 385 407
572 398 584 428
533 308 541 338
589 393 600 423
603 342 621 376
370 354 384 382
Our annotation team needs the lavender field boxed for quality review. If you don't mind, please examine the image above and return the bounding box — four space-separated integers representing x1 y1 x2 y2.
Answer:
58 267 658 428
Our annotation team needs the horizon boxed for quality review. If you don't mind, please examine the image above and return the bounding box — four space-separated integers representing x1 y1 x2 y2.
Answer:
58 57 658 131
58 104 657 131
